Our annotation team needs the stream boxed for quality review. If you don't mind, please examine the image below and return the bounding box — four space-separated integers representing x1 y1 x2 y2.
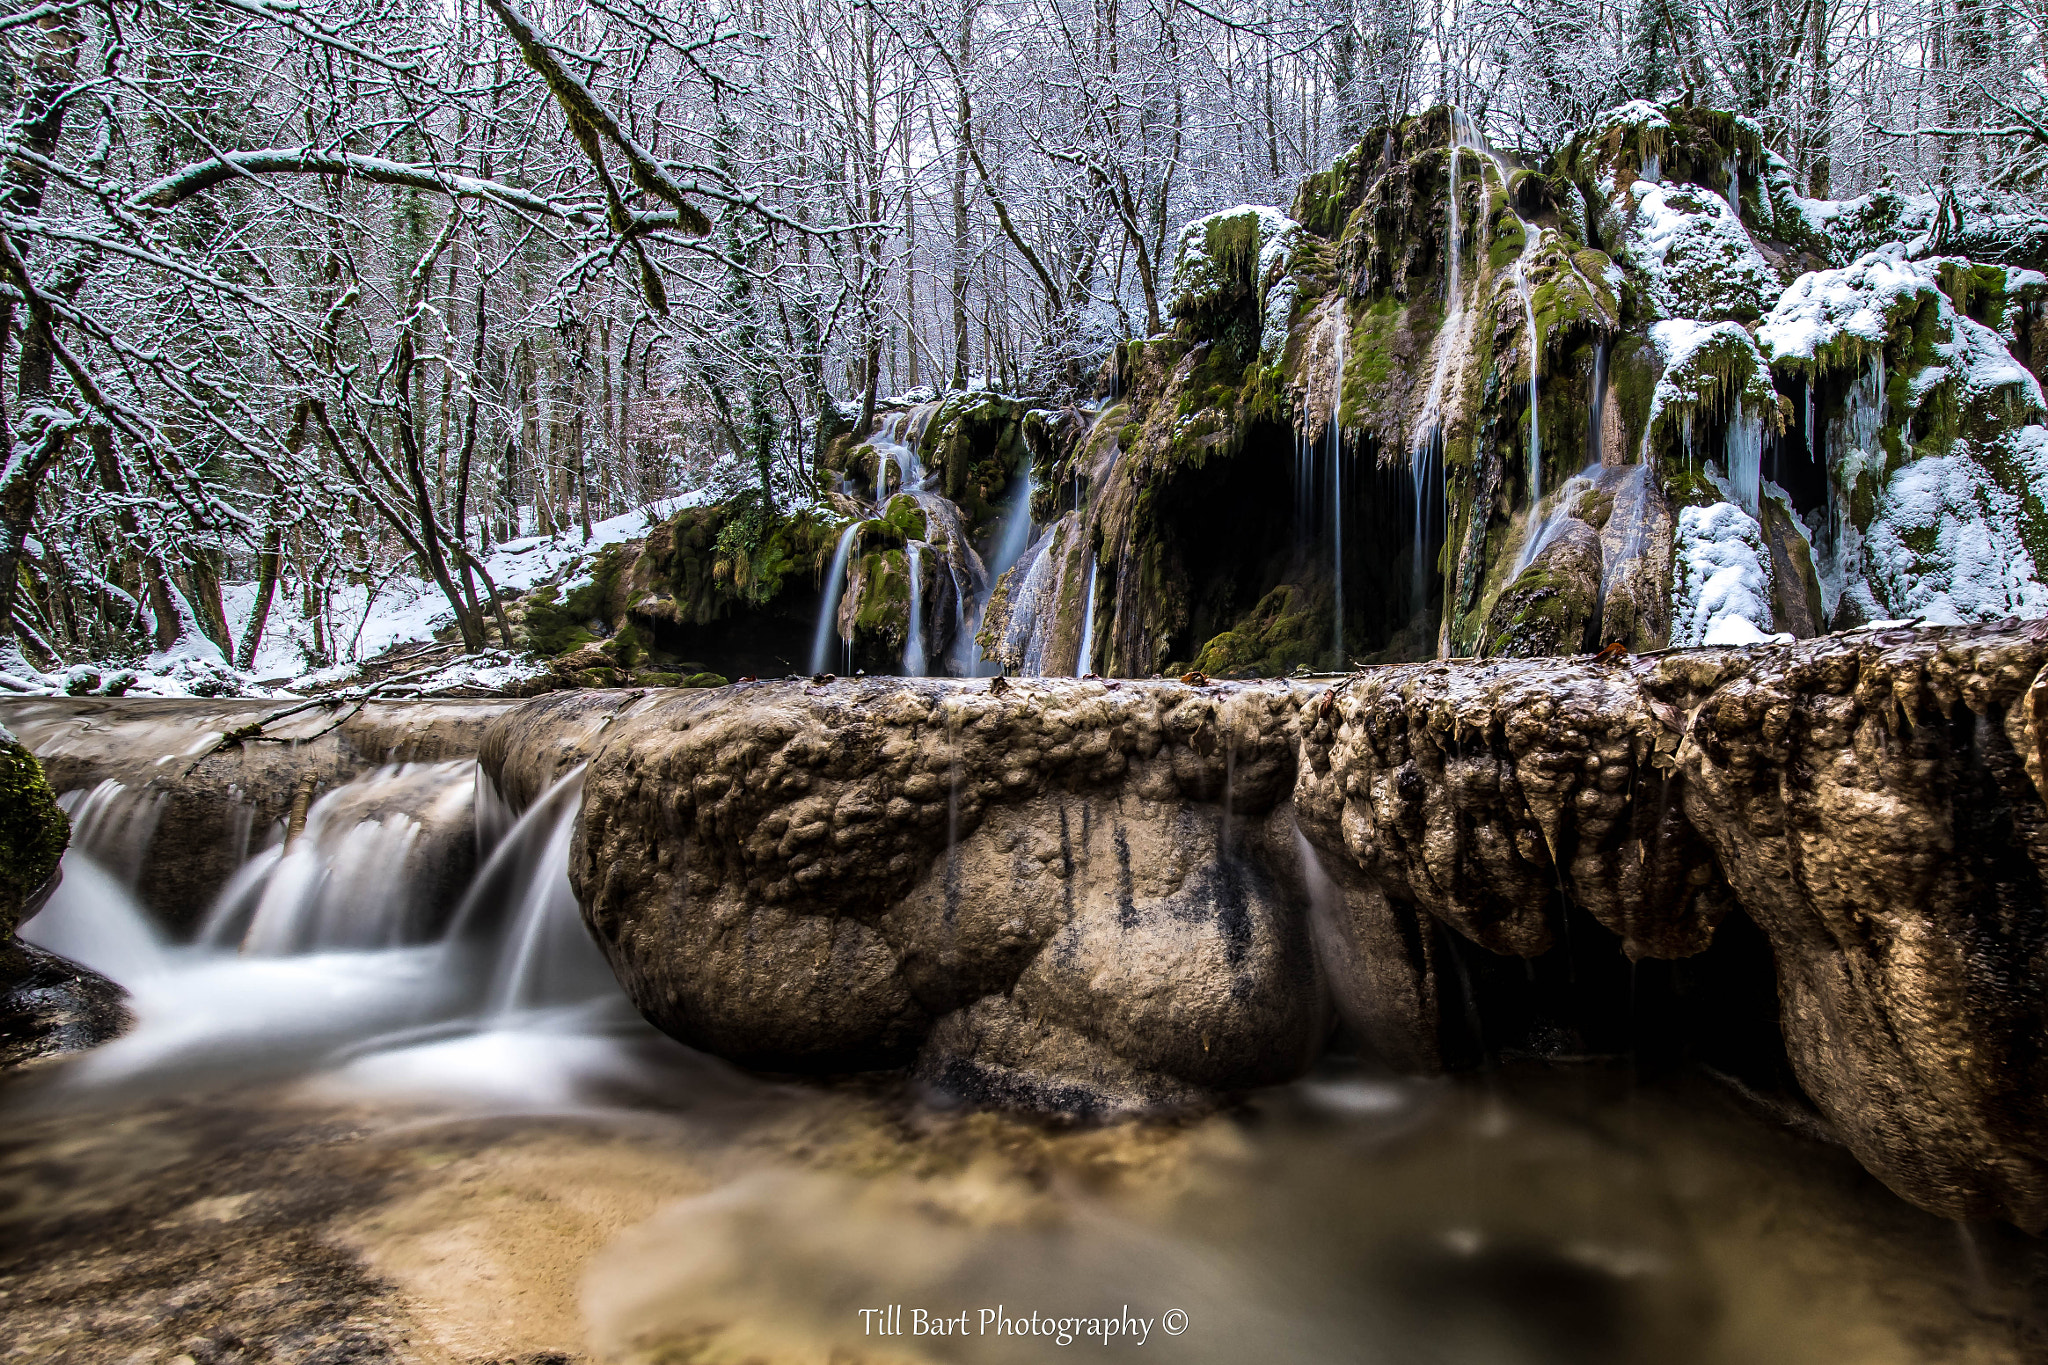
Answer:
3 740 2044 1363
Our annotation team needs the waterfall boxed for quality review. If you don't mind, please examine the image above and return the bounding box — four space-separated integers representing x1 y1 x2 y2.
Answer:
1329 315 1346 667
1408 119 1469 626
955 456 1035 676
25 760 633 1102
1515 232 1544 508
202 761 476 953
58 780 169 888
1075 553 1099 676
902 541 927 676
809 522 861 675
1589 338 1610 468
444 766 616 1017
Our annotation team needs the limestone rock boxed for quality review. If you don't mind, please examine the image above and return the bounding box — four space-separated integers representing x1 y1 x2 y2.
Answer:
1296 623 2048 1230
564 677 1322 1099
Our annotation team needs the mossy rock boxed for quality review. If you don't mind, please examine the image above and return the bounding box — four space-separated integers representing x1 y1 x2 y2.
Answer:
634 671 683 688
0 737 68 937
1189 584 1327 678
682 672 730 689
1481 520 1604 658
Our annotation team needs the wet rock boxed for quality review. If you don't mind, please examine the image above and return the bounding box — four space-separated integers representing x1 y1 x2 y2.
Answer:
0 732 118 1065
0 697 524 928
1483 520 1605 659
0 936 129 1066
1297 622 2048 1230
564 677 1321 1102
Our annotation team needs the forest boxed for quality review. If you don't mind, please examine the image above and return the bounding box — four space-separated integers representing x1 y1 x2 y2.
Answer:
0 0 2042 690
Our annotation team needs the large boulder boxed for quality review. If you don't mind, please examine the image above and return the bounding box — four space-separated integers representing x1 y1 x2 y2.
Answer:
561 677 1324 1112
1294 622 2048 1230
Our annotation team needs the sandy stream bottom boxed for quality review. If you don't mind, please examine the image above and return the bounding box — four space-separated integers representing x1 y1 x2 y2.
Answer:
2 1046 2044 1365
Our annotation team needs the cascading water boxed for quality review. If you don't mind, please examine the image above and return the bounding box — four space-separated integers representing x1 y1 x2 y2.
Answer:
1588 337 1610 468
1516 232 1545 508
902 541 927 676
1329 316 1347 667
22 760 632 1103
1408 121 1471 625
58 780 169 888
809 522 861 675
202 760 476 953
1075 553 1100 676
955 457 1035 676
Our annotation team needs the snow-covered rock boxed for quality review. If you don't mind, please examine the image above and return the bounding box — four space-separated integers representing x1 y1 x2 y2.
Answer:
1671 501 1789 646
1167 205 1302 360
1618 180 1780 322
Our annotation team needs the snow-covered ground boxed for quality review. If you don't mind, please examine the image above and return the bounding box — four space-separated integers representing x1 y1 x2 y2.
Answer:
1 496 707 700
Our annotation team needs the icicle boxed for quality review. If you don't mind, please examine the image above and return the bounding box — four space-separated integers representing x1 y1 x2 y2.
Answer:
1723 399 1762 515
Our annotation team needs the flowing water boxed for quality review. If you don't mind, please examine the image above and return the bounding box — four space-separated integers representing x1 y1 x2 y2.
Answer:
809 522 862 676
6 740 2047 1362
1076 552 1100 676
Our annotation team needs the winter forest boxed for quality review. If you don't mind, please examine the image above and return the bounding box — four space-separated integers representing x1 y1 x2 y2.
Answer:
1 0 2044 691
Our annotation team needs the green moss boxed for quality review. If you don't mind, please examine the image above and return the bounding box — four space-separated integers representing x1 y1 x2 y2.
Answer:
634 671 682 688
521 544 634 656
1189 584 1327 678
682 672 730 688
0 739 66 936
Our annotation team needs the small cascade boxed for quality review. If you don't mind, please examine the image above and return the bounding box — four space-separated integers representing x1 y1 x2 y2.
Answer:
445 767 615 1016
955 457 1035 676
902 541 927 676
1514 466 1603 575
1075 552 1099 676
201 761 476 954
809 522 861 675
999 522 1068 676
58 780 170 888
20 853 169 984
1723 399 1763 514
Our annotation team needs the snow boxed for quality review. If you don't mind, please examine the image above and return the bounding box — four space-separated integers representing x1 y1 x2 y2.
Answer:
1586 100 1671 137
1167 205 1303 361
1642 319 1770 448
1757 245 1929 364
1620 180 1779 321
1861 440 2048 623
3 495 709 699
1671 501 1789 647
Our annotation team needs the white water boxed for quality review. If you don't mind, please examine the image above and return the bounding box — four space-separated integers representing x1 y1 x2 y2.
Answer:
902 541 927 676
1075 552 1100 676
808 522 861 675
955 456 1035 677
203 760 475 953
59 780 169 888
21 762 640 1108
1329 314 1347 667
